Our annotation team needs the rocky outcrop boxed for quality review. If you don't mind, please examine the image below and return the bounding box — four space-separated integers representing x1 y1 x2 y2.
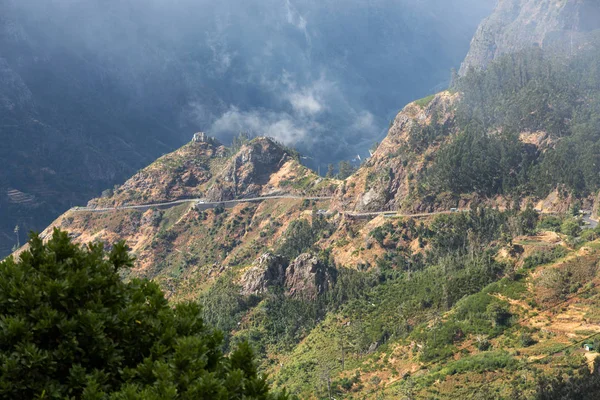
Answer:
284 253 336 301
241 252 336 301
207 137 289 201
334 91 459 213
88 140 225 207
90 135 330 208
240 253 288 296
460 0 600 74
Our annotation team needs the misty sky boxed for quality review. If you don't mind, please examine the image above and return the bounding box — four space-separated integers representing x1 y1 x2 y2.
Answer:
4 0 495 167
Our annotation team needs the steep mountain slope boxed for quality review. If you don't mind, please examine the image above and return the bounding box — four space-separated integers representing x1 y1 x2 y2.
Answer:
460 0 600 74
21 63 600 397
333 91 460 214
337 29 600 217
89 135 333 208
34 136 339 300
0 0 495 257
274 228 600 398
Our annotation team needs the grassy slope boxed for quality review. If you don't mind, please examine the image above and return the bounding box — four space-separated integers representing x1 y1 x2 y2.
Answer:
271 233 600 399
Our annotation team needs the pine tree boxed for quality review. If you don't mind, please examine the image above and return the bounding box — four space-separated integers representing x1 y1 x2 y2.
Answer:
0 229 289 400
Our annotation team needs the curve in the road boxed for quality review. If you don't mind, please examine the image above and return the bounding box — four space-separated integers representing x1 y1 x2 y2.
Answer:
70 195 334 213
70 194 471 220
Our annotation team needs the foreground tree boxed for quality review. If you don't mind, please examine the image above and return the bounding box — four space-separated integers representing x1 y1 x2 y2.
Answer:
0 229 288 400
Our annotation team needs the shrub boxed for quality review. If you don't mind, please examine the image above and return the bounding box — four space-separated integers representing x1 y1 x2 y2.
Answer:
476 337 491 351
0 229 287 399
561 219 582 237
519 332 537 347
487 302 513 327
538 216 562 232
581 229 598 242
523 247 567 269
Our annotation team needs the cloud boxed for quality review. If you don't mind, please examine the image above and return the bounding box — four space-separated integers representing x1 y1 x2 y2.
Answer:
210 107 311 144
206 28 236 75
284 0 307 31
284 76 335 115
352 111 376 132
288 92 323 115
284 0 310 46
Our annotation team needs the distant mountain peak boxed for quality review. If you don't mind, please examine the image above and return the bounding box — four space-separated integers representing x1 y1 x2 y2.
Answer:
87 134 334 209
460 0 600 74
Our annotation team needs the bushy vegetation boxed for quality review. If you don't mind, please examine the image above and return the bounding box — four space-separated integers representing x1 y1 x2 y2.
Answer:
523 247 567 269
426 35 600 198
276 214 334 260
0 230 287 399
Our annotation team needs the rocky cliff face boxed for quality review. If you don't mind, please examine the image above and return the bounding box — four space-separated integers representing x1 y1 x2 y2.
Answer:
285 253 336 301
460 0 600 74
240 253 288 296
0 0 496 258
241 252 336 301
27 136 339 301
205 138 290 201
334 91 460 213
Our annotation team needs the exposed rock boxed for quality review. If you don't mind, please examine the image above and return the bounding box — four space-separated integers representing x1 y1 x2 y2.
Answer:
333 91 459 213
89 134 331 208
285 253 336 301
241 252 337 300
140 209 163 227
207 137 290 202
192 132 207 143
240 253 288 296
460 0 600 75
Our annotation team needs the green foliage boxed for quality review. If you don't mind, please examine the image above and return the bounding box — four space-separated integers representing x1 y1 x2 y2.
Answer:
260 291 321 351
428 37 600 198
276 215 333 260
536 255 598 303
523 247 567 269
0 229 286 399
250 267 376 353
520 203 539 235
535 358 600 400
414 94 436 108
199 275 258 350
408 120 453 152
428 128 536 197
487 301 513 328
538 215 563 232
423 351 517 385
426 207 507 259
581 229 598 242
277 219 315 260
519 332 537 347
561 218 582 237
325 164 335 178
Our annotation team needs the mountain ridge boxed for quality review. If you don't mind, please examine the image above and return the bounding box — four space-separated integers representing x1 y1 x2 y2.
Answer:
460 0 600 74
9 0 600 398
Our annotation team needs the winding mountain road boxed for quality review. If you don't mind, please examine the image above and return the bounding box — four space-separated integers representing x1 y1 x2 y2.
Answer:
69 195 334 213
343 210 466 219
69 194 469 220
68 196 600 227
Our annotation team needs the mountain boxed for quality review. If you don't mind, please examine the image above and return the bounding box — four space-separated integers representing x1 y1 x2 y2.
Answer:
460 0 600 74
29 135 338 300
10 0 600 398
0 0 495 257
